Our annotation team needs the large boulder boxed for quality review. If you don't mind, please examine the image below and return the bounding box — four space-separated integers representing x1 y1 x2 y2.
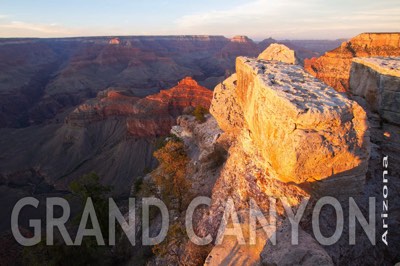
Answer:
258 43 298 64
212 57 370 196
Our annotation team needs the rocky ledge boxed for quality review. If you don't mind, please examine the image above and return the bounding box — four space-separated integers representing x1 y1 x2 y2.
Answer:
350 57 400 125
212 56 370 195
304 33 400 92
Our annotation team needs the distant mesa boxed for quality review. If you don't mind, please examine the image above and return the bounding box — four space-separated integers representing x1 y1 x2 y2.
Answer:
109 37 120 45
257 43 299 64
230 35 253 43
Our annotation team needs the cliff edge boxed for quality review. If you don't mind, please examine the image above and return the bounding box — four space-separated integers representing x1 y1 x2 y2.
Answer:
304 33 400 92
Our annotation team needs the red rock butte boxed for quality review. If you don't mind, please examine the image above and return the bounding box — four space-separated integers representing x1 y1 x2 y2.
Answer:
67 77 213 137
109 38 121 45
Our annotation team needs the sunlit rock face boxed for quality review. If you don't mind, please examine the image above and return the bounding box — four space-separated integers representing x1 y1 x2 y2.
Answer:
212 57 370 195
230 35 253 43
350 57 400 125
109 38 120 45
257 43 299 64
304 33 400 92
67 77 213 137
168 52 374 265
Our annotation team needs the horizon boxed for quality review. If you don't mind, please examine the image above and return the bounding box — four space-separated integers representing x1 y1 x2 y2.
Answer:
0 0 399 40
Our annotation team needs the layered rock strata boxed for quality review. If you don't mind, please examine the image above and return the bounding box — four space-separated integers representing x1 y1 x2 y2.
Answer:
349 57 400 125
304 33 400 92
67 77 213 136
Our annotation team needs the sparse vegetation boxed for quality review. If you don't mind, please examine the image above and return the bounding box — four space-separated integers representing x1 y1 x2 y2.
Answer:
192 105 209 123
22 173 118 266
152 140 192 211
154 134 182 151
150 139 196 264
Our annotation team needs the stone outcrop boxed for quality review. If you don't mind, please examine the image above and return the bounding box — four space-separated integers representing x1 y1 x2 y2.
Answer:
189 55 371 265
304 33 400 92
349 57 400 125
257 43 299 64
67 77 213 136
210 74 244 136
109 38 120 45
212 57 370 194
260 221 334 266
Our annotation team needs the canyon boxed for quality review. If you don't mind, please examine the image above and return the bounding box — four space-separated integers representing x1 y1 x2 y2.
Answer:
0 35 342 202
1 33 399 265
0 36 341 128
130 35 400 265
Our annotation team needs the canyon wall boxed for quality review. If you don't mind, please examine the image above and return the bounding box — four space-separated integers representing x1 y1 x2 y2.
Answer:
0 36 253 128
0 77 212 195
304 33 400 92
350 57 400 125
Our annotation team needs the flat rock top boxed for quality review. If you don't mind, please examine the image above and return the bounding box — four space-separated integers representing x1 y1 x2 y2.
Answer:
353 57 400 77
240 57 352 115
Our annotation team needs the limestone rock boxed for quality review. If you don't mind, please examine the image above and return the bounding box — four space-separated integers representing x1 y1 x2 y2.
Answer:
260 221 334 266
257 43 299 64
210 74 244 136
304 33 400 92
349 57 400 125
204 222 269 266
231 57 370 193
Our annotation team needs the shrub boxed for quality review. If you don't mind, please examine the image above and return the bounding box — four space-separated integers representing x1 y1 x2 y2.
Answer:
152 140 191 211
192 105 209 123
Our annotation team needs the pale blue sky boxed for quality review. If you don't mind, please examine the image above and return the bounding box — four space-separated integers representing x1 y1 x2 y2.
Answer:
0 0 399 39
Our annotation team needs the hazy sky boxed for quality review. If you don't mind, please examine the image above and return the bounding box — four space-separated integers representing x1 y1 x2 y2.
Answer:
0 0 399 39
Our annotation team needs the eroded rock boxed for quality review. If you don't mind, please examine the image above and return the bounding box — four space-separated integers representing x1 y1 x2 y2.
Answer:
304 33 400 92
260 221 334 266
350 57 400 125
258 43 299 64
219 57 370 196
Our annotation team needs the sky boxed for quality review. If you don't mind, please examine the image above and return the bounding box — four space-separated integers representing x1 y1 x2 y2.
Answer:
0 0 399 40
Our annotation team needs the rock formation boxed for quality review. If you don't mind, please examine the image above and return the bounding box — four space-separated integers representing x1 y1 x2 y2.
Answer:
212 57 370 195
260 221 334 266
304 33 400 92
230 35 253 43
150 53 371 265
109 38 120 45
67 77 213 136
350 57 400 125
257 43 299 64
